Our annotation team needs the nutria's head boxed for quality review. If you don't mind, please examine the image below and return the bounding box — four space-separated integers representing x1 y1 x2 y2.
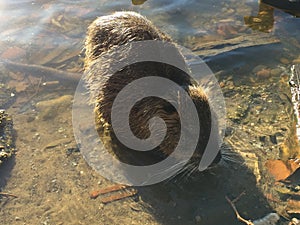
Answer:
84 11 221 175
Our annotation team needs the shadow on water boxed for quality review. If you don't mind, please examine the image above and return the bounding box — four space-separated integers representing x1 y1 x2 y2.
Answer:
0 156 15 189
0 113 17 193
134 145 274 225
0 156 16 208
204 42 284 74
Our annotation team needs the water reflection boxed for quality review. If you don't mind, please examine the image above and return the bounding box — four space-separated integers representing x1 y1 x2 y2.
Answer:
245 1 300 33
244 3 274 32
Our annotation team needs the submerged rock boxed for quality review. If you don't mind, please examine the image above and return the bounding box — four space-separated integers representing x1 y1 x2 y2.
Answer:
36 95 73 120
0 109 14 165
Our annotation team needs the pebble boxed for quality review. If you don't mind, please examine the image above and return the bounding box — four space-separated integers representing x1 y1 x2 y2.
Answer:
290 218 300 225
219 81 225 88
1 46 26 59
256 68 271 79
26 116 35 123
195 215 202 223
270 68 282 76
99 203 105 210
58 127 65 133
280 58 290 64
293 56 300 64
226 8 235 14
252 65 267 73
33 133 40 140
221 7 228 13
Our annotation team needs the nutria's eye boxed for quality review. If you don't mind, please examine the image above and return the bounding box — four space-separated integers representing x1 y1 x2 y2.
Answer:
162 104 176 113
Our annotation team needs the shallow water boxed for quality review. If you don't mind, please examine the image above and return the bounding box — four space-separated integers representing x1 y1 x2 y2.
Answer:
0 0 300 224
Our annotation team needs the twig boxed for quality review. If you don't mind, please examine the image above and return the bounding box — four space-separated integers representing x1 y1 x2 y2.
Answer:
232 191 246 203
287 210 300 214
90 184 127 199
225 195 254 225
100 189 138 204
0 192 18 198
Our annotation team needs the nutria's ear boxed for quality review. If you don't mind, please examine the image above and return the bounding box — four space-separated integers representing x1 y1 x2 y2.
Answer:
187 85 209 104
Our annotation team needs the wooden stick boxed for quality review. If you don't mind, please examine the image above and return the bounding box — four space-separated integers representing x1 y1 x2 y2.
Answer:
0 192 18 198
100 189 138 204
193 32 280 58
1 59 81 85
225 196 254 225
232 191 246 203
90 184 127 199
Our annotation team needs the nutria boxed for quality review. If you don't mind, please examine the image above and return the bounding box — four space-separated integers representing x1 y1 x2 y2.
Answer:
84 11 221 172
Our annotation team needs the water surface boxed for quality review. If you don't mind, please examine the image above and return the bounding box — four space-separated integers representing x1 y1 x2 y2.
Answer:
0 0 300 224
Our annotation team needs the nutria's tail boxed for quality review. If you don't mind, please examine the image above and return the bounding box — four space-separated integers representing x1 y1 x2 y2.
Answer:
85 11 171 68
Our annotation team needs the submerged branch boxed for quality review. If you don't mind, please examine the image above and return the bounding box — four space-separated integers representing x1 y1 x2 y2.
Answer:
1 59 82 85
193 32 280 58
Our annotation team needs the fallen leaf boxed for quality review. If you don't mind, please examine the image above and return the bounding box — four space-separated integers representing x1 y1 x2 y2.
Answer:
1 46 26 60
265 159 291 181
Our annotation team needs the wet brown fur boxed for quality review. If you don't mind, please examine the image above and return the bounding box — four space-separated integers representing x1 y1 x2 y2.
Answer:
84 11 220 166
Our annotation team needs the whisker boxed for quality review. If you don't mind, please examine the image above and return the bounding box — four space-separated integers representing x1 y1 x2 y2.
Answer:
147 160 188 184
187 164 198 178
222 155 245 164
